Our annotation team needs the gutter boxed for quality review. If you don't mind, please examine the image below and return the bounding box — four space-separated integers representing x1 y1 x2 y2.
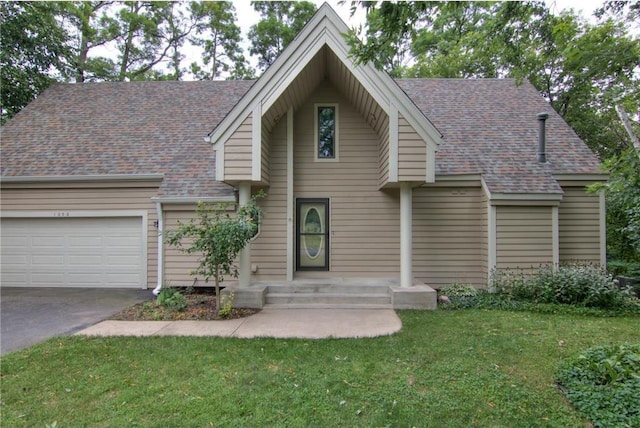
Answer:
0 174 164 183
150 195 236 204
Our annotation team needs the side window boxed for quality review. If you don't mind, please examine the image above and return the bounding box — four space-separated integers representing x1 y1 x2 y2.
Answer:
315 104 338 161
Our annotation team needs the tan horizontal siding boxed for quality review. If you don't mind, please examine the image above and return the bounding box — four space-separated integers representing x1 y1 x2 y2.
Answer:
250 116 288 281
559 186 601 263
163 209 238 286
413 186 486 288
496 206 553 270
289 81 399 278
0 184 159 288
224 113 253 181
398 115 426 182
163 210 200 286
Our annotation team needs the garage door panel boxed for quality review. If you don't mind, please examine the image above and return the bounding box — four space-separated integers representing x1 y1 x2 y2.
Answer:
31 273 65 284
1 217 144 288
32 236 66 247
68 255 103 265
107 256 140 265
3 254 27 265
68 236 103 246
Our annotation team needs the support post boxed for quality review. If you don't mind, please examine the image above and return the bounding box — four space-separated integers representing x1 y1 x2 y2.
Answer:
400 182 413 287
238 182 251 287
286 107 294 281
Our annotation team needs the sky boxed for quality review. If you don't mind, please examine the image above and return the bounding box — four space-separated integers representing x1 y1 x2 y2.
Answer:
225 0 606 72
230 0 606 37
90 0 611 78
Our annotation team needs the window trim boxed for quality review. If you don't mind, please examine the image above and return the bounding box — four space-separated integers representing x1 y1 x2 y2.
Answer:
314 103 339 162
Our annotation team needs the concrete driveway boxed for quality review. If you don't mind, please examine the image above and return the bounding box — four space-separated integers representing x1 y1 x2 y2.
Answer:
1 287 151 355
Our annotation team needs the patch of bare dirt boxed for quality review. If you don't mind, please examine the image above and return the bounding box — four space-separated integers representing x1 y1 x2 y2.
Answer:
110 288 260 321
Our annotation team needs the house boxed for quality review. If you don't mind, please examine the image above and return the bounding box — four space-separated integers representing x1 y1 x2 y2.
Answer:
0 4 606 309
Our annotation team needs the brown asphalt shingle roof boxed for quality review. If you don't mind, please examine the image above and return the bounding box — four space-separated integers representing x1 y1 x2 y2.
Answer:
1 78 601 197
1 80 254 198
396 78 602 194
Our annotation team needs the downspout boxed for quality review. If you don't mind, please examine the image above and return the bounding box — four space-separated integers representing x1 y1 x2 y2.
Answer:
153 201 164 295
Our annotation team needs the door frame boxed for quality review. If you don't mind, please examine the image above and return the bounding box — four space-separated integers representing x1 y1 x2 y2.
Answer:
296 198 330 271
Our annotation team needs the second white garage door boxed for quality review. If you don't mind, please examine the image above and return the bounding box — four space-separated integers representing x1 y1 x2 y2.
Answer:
1 216 145 288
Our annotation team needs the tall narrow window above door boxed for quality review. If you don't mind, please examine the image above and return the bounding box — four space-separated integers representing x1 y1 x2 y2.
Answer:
315 104 339 161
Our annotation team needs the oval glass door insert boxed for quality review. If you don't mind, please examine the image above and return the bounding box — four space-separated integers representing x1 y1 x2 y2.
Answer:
303 207 323 259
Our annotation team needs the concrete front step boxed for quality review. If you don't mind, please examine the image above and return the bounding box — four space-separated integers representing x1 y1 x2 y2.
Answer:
265 284 392 307
264 303 393 309
266 284 390 295
224 281 437 310
266 292 391 306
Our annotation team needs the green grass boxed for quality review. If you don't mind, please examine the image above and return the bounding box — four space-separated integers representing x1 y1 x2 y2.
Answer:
2 310 639 427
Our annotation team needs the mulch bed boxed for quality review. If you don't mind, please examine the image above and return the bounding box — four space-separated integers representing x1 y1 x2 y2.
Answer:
110 288 260 321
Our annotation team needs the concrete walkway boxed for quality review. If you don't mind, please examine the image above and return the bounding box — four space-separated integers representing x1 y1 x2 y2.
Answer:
76 308 402 339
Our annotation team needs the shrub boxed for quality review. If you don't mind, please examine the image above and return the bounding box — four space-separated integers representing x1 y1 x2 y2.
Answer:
491 264 631 309
439 283 480 309
556 344 640 428
218 291 234 319
156 287 187 311
608 259 640 279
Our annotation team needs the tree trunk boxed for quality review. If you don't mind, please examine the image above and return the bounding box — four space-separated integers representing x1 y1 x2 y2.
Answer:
214 265 221 313
615 104 640 157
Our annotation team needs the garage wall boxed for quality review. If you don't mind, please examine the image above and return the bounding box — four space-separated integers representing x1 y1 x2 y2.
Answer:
162 204 239 287
163 208 200 286
0 181 159 288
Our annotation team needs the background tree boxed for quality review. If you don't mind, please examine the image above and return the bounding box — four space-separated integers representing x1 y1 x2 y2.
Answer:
0 1 69 122
165 195 264 314
62 1 119 82
347 1 639 159
162 1 195 80
102 1 191 81
248 1 316 73
189 1 248 80
347 0 640 264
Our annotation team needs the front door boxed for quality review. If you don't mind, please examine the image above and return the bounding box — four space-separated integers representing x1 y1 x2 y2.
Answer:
296 198 329 271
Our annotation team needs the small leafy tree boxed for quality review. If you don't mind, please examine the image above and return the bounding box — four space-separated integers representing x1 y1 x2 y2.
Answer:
164 193 264 314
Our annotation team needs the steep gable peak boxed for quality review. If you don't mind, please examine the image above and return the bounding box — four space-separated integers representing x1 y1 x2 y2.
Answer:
208 3 441 153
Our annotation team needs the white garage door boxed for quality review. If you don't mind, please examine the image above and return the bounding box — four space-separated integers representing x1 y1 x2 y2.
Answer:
1 217 144 288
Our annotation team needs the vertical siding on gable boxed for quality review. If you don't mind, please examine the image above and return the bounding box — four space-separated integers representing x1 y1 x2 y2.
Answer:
398 115 427 181
413 186 486 288
558 185 601 263
496 206 553 270
251 118 288 280
224 113 253 181
0 184 159 288
378 116 390 187
293 81 400 277
261 122 271 184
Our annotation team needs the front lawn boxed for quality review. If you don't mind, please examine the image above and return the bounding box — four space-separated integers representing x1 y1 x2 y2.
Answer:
1 310 638 427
